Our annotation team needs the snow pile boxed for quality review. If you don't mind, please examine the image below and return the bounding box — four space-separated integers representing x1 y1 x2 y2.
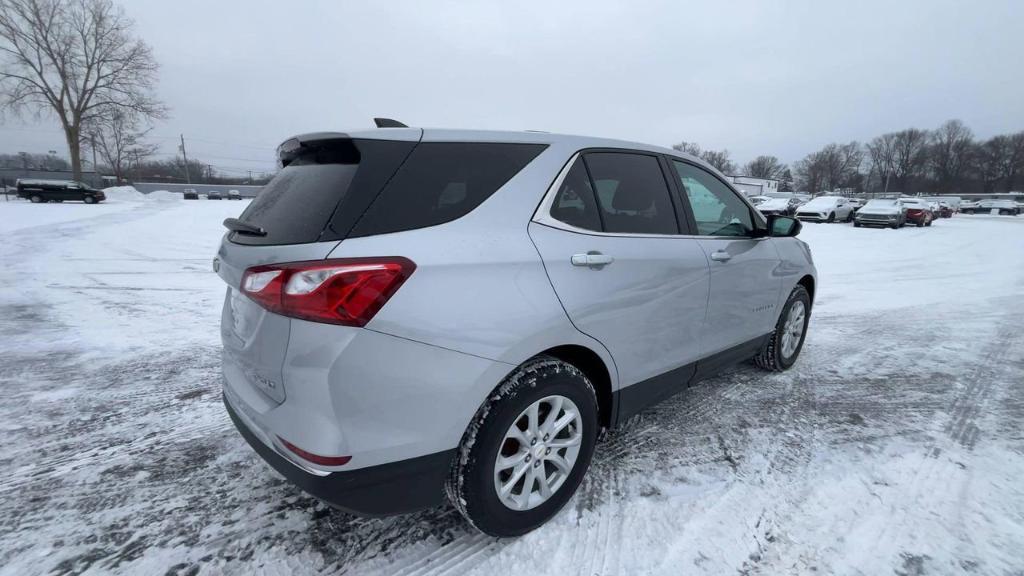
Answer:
146 190 180 202
102 186 180 203
102 186 148 202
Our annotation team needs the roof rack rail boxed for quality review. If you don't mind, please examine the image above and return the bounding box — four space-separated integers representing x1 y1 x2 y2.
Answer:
374 118 408 128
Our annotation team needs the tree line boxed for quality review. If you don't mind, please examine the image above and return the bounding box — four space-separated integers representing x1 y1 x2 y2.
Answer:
677 120 1024 195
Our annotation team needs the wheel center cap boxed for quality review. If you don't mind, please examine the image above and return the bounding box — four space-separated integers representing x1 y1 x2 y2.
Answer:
532 444 546 460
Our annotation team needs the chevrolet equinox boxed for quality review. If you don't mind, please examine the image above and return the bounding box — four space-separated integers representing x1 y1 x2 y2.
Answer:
216 121 817 536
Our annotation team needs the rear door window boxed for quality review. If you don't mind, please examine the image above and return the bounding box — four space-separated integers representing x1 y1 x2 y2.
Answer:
232 139 415 246
349 142 547 237
582 152 679 235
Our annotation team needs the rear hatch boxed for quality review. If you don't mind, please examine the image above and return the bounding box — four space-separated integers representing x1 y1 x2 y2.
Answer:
215 131 421 405
215 130 547 407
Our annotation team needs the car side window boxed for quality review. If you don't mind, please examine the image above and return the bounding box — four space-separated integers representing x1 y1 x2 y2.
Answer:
582 152 678 235
672 160 754 236
548 158 602 232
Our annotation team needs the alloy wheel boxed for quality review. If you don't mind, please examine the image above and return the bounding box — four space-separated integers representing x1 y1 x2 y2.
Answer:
780 300 806 359
493 395 583 511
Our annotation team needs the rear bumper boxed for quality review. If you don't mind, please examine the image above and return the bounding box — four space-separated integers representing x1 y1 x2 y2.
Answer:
224 393 455 516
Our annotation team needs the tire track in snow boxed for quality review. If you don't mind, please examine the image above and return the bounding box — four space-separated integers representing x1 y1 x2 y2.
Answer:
867 321 1019 572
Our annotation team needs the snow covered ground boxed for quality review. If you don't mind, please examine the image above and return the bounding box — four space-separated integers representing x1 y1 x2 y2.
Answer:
1 194 1022 575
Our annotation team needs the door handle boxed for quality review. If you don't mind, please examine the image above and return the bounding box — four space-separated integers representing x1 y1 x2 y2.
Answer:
710 250 732 262
571 252 615 267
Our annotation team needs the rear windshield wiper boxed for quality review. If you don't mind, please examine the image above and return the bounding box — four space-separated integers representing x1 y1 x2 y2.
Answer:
223 218 267 236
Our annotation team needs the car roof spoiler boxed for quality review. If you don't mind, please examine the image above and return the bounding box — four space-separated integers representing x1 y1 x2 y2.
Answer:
374 118 407 128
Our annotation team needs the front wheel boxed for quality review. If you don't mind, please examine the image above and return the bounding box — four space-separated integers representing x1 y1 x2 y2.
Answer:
83 196 96 204
30 195 43 203
447 357 598 537
827 212 835 223
755 285 811 371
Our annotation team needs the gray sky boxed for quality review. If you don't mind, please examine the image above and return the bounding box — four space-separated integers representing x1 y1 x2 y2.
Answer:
2 0 1023 175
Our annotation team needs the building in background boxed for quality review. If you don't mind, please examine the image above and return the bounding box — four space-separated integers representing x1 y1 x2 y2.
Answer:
729 176 779 197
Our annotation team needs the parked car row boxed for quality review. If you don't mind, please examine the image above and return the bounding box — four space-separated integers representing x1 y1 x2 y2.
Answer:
960 199 1020 216
752 194 967 229
183 189 244 200
852 197 957 228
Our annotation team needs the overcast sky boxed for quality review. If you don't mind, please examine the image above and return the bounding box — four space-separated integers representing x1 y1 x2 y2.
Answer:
2 0 1023 175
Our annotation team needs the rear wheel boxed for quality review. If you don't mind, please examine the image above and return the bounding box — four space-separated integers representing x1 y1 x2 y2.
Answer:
83 196 96 204
447 356 598 537
755 285 811 372
29 195 43 203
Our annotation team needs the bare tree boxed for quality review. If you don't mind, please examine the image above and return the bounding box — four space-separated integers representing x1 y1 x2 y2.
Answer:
890 129 929 191
972 137 1006 193
86 108 157 183
928 120 973 194
0 0 166 179
999 131 1024 192
671 141 702 156
743 155 786 180
699 149 735 174
795 142 863 193
867 133 897 191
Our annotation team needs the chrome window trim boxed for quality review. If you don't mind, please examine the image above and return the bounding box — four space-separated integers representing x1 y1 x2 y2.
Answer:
532 151 766 241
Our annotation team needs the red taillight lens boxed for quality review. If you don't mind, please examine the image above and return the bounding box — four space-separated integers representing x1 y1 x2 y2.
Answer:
240 257 415 327
277 436 351 467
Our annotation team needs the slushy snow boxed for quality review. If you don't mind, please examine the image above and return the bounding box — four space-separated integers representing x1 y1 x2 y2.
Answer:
0 194 1022 575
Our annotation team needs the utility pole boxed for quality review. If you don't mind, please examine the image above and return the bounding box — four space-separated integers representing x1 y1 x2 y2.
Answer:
248 170 252 183
179 134 192 184
91 134 99 183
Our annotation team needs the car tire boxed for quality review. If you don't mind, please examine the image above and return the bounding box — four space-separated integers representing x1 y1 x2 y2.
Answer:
446 356 598 537
890 222 899 229
30 195 43 203
916 221 923 227
827 212 835 223
925 219 932 226
755 284 811 372
846 211 854 222
854 221 861 228
83 196 96 204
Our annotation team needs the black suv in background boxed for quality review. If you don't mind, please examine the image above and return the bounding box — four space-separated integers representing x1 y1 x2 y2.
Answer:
17 179 105 204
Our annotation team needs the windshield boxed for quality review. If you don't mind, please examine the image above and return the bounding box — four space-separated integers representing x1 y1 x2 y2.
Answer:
863 200 897 210
802 197 837 210
759 198 789 209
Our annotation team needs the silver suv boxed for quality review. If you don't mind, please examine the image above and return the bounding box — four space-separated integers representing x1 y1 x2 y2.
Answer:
216 124 817 536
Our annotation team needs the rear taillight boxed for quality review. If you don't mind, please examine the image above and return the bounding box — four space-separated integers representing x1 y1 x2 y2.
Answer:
240 257 415 327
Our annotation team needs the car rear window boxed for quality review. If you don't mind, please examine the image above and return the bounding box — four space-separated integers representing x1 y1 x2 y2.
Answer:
231 138 416 246
348 142 547 238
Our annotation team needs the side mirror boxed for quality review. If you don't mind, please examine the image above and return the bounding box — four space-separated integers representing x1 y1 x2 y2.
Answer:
767 215 801 237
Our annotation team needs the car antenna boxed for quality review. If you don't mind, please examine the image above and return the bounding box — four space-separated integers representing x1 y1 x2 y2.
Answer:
374 118 408 128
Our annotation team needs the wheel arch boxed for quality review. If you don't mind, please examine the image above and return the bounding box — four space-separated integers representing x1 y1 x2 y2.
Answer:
797 274 816 305
538 344 614 430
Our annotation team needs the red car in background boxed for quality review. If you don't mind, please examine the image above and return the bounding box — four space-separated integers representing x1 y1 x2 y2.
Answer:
900 198 934 227
936 202 954 218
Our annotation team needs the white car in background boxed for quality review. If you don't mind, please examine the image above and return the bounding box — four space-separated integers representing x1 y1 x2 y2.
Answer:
795 196 856 223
